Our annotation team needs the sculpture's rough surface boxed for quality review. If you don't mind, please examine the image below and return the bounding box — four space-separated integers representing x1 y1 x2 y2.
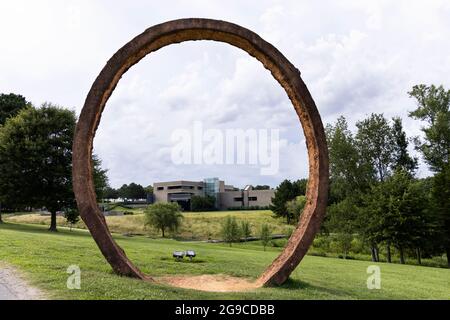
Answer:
72 18 329 287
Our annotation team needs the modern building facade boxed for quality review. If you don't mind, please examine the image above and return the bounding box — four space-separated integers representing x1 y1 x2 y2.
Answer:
153 178 275 211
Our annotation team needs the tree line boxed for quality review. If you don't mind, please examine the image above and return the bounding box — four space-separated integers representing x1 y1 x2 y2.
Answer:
270 84 450 267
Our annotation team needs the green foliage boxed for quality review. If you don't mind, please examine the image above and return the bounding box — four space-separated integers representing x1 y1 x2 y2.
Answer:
260 223 272 251
64 208 79 231
144 202 183 237
240 220 252 240
119 183 147 201
408 84 450 172
191 195 216 212
221 216 241 246
326 116 372 202
391 117 418 174
409 84 450 266
0 93 31 125
103 187 119 200
0 103 109 231
92 155 109 201
286 195 307 224
270 179 306 224
355 113 394 182
0 104 75 231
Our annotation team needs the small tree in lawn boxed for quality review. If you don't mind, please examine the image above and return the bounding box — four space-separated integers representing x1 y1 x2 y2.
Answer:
221 216 240 246
65 208 79 232
144 202 183 237
260 224 272 251
241 221 252 241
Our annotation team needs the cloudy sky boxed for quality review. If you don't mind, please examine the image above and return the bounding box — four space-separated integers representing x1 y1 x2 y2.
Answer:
1 0 449 188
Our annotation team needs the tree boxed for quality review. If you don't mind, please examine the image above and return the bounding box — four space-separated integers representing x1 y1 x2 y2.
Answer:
260 224 272 251
221 216 241 246
391 117 418 175
0 103 109 231
144 202 183 237
118 183 146 201
286 195 307 224
103 187 119 201
64 208 80 232
0 93 30 125
0 93 31 223
326 116 372 203
408 84 450 266
191 195 216 212
0 104 75 231
355 113 395 183
241 220 252 241
270 180 297 224
92 155 109 201
363 170 434 264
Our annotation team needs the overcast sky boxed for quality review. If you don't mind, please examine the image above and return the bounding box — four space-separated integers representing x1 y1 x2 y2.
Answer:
1 0 449 188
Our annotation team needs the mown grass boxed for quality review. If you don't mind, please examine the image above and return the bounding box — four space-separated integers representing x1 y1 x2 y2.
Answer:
4 210 293 240
0 222 449 300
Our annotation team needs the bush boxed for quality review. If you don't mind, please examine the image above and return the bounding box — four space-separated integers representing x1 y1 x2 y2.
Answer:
144 202 183 237
260 224 272 251
241 221 252 240
221 216 241 246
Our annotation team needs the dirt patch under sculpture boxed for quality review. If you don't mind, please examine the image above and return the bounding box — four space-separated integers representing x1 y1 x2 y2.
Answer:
157 275 258 292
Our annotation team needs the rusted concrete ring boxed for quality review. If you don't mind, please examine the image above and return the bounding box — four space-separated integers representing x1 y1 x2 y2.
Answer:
72 18 329 287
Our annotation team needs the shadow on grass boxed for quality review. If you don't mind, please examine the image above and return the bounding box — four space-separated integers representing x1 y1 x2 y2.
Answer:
277 277 350 298
0 222 92 239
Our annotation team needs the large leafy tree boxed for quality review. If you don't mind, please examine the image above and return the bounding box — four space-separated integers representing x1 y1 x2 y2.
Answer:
0 104 74 231
364 171 433 264
409 84 450 266
0 103 109 231
0 93 31 223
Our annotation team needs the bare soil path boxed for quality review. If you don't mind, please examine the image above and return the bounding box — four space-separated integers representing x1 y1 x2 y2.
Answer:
0 262 45 300
157 274 258 292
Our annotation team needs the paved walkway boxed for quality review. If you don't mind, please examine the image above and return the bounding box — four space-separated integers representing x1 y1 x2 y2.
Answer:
0 263 44 300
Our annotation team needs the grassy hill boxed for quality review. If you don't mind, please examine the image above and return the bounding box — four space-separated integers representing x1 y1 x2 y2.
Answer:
4 210 293 240
0 222 449 300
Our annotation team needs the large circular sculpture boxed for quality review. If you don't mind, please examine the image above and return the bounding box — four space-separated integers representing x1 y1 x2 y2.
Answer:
72 18 329 287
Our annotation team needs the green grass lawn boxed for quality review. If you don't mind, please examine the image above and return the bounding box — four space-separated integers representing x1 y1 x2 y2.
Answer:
0 222 449 300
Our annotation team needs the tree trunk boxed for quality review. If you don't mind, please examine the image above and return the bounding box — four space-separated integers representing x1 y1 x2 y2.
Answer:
399 246 405 264
161 228 165 238
416 248 421 265
0 203 3 224
386 244 392 263
48 211 58 232
375 246 380 262
446 246 450 268
371 246 377 262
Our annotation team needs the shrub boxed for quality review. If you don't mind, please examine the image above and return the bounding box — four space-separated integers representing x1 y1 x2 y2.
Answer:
221 216 241 246
241 221 252 241
144 202 183 237
260 224 272 251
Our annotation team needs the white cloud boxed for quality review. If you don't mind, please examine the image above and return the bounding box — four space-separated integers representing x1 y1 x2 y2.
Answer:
1 0 449 187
